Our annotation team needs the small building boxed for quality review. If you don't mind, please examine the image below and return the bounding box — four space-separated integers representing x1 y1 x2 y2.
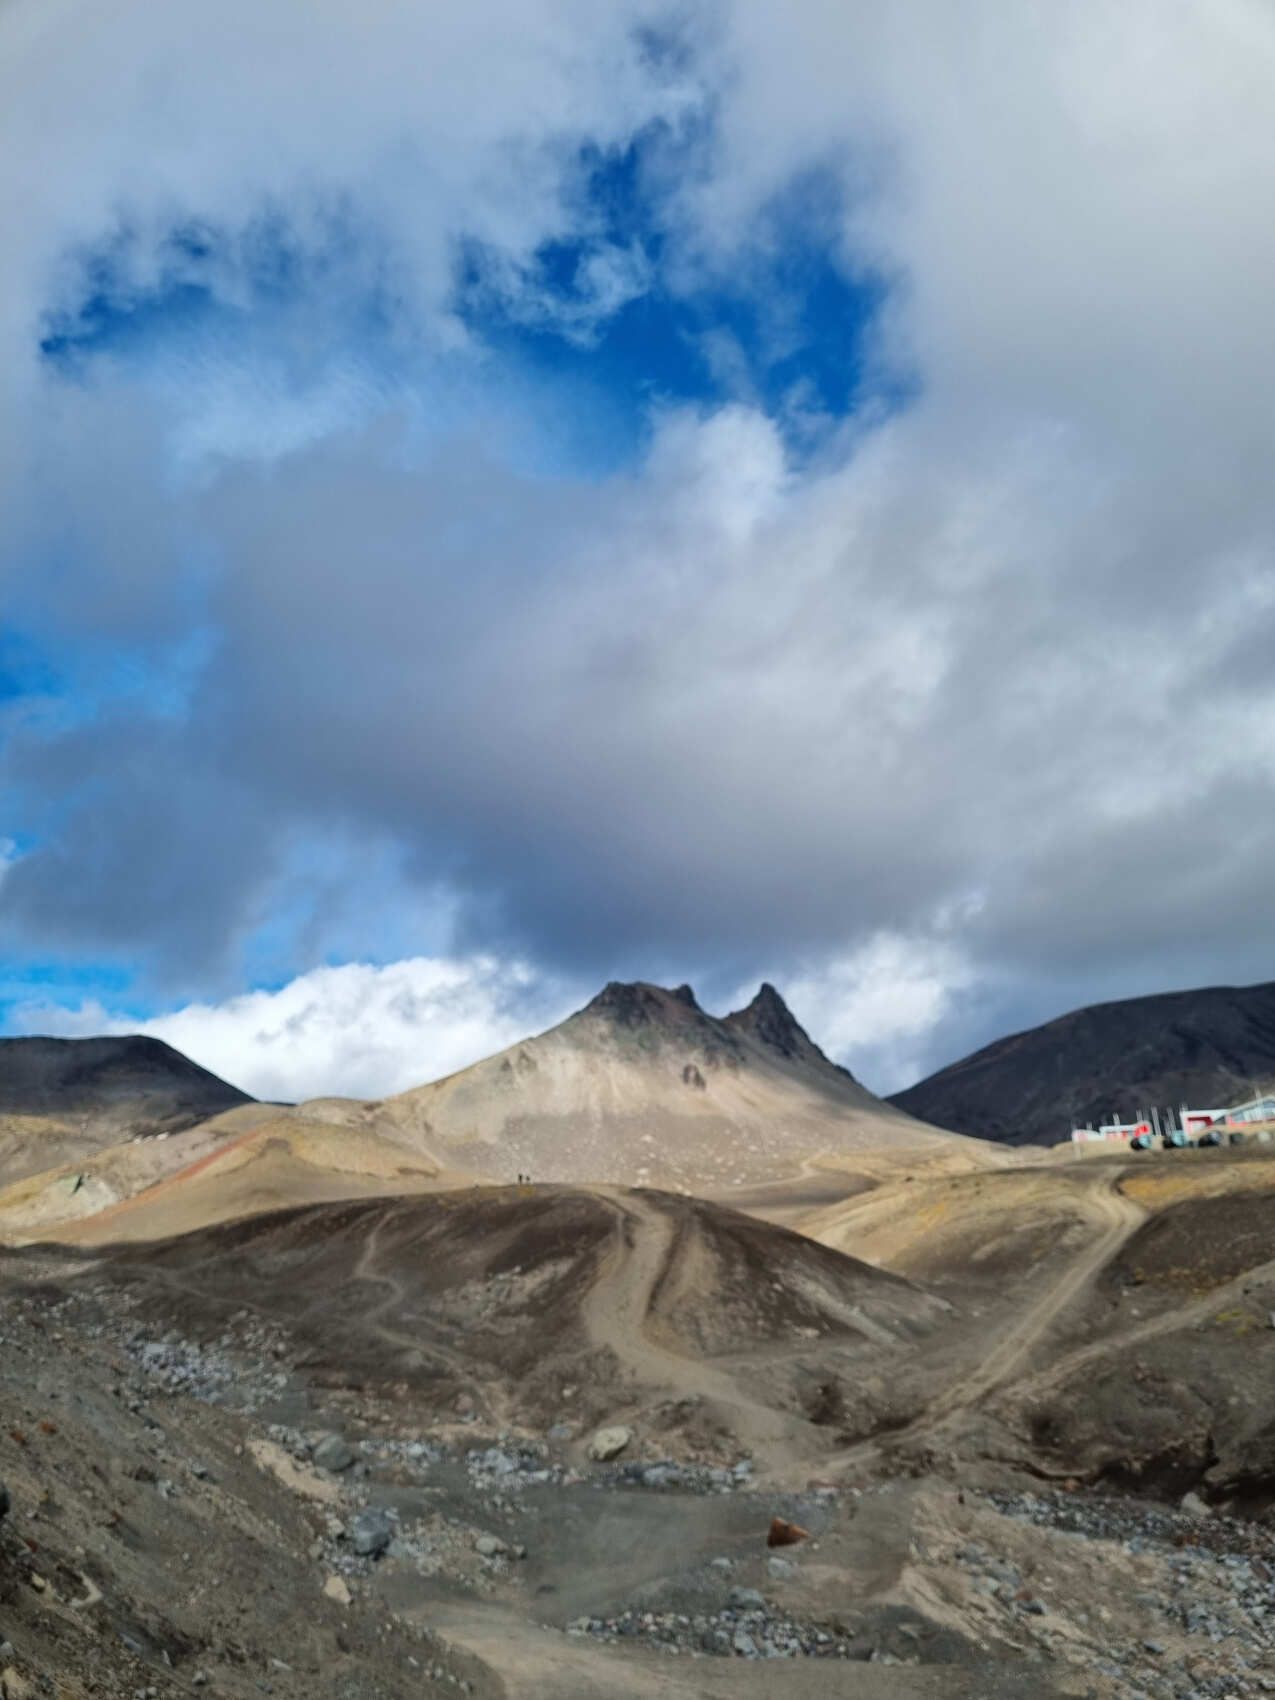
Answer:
1070 1121 1150 1144
1181 1108 1228 1136
1223 1093 1275 1125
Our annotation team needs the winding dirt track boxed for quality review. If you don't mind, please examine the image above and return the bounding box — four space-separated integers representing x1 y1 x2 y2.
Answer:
348 1204 501 1394
562 1175 1150 1482
826 1171 1146 1474
578 1188 817 1474
938 1172 1145 1411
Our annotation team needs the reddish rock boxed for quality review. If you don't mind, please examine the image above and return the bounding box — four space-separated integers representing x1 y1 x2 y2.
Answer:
767 1517 809 1548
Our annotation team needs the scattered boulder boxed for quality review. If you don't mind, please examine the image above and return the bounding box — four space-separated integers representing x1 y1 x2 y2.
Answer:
312 1434 355 1473
348 1509 393 1558
1179 1490 1212 1518
322 1575 352 1606
767 1516 809 1548
587 1425 633 1462
475 1533 508 1558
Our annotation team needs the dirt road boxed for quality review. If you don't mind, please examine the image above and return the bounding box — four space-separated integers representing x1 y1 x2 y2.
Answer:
580 1188 818 1474
827 1171 1145 1473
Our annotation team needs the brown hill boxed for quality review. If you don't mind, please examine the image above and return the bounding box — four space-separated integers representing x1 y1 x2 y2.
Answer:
301 980 971 1188
0 1112 450 1246
0 1034 253 1185
999 1154 1275 1508
889 979 1275 1146
96 1183 948 1476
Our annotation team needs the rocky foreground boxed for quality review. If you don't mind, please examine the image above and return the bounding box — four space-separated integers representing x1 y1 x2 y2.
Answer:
0 1253 1271 1700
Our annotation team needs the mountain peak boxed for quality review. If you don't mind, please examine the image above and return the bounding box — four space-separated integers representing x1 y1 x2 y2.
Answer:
725 982 806 1057
579 980 704 1029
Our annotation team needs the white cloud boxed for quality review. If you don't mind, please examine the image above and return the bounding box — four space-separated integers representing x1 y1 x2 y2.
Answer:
13 958 580 1103
766 932 974 1094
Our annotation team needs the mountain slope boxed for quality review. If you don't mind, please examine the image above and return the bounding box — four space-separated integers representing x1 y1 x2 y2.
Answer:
0 1111 447 1245
98 1183 948 1474
889 979 1275 1146
0 1034 254 1185
304 980 972 1188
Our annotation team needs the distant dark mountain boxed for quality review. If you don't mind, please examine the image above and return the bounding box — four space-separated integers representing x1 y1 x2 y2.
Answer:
889 981 1275 1146
0 1035 254 1185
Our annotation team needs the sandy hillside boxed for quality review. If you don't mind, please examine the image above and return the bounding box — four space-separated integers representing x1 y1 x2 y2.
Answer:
0 1113 451 1245
0 982 993 1238
300 980 983 1189
789 1142 1275 1509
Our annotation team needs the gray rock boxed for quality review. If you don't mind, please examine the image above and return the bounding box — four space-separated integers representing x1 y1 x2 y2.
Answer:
727 1587 766 1611
313 1434 356 1473
475 1533 508 1558
767 1556 796 1580
732 1628 759 1658
348 1510 393 1557
639 1464 678 1489
1179 1491 1211 1518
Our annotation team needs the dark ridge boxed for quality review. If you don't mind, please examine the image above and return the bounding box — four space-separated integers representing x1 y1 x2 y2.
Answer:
0 1033 253 1127
725 982 807 1058
580 980 705 1028
724 983 864 1085
890 978 1275 1146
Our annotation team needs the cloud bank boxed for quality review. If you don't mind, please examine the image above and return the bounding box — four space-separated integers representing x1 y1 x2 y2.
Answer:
13 956 578 1103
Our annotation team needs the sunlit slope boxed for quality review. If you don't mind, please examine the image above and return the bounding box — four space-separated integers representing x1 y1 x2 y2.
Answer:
301 981 980 1189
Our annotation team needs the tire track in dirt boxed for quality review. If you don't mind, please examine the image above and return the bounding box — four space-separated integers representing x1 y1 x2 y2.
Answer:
579 1188 818 1475
826 1171 1146 1475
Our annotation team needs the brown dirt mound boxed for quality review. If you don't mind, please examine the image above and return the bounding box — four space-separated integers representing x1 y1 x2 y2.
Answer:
81 1185 946 1473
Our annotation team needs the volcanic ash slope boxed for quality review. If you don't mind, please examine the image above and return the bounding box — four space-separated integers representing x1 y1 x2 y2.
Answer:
300 980 972 1189
96 1183 949 1476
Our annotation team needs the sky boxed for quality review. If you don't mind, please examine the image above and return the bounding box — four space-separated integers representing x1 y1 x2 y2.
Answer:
3 0 1275 1103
